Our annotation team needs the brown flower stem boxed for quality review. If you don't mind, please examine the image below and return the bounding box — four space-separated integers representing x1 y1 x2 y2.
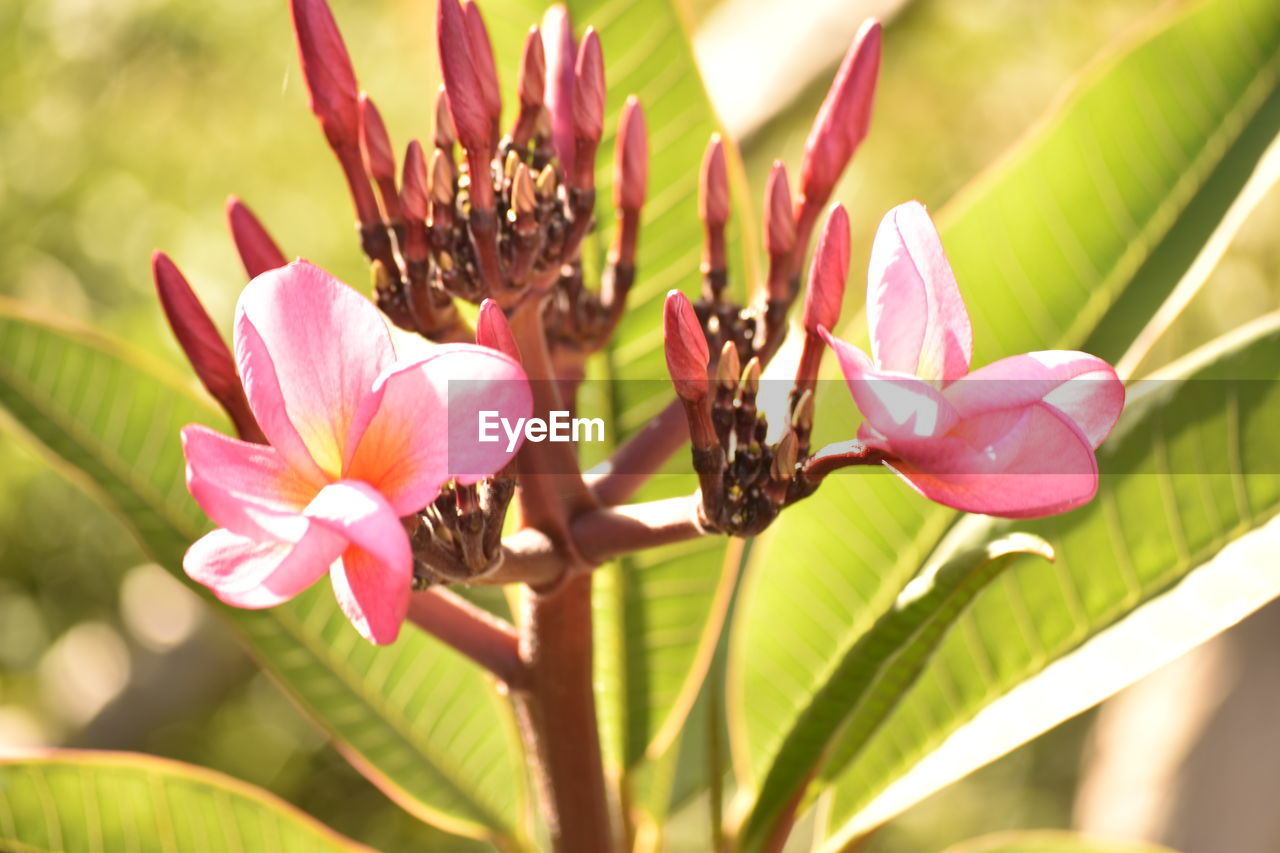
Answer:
512 575 612 852
684 397 725 526
508 300 596 548
587 399 690 505
790 330 827 405
788 196 825 280
502 294 612 850
477 493 706 585
406 588 526 688
560 186 597 264
800 441 888 482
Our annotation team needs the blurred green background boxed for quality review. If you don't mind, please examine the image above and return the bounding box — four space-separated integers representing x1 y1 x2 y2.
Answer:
1 0 1276 849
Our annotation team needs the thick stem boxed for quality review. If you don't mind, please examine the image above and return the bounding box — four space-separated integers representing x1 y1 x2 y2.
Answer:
406 588 525 688
509 297 596 539
587 400 689 505
513 574 613 853
504 283 612 851
481 495 706 584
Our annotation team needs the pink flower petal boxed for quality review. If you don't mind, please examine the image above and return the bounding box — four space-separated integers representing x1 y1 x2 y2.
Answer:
887 402 1098 518
181 425 316 541
235 261 394 481
184 525 344 608
823 328 959 441
867 202 972 383
344 345 532 514
305 480 412 644
945 351 1124 448
330 548 411 645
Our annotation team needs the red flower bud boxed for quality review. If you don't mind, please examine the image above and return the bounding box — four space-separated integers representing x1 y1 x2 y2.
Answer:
764 160 795 257
541 4 577 175
614 96 647 213
358 93 395 181
462 0 502 130
400 139 429 222
152 251 263 443
699 135 729 228
573 28 605 146
663 290 711 402
802 203 850 334
434 85 456 149
437 0 490 155
430 148 455 205
289 0 361 152
476 299 521 361
225 196 286 279
518 26 546 109
799 19 881 207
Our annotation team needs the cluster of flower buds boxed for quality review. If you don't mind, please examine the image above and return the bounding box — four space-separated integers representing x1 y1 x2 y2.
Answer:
664 203 866 535
659 21 883 536
286 0 652 366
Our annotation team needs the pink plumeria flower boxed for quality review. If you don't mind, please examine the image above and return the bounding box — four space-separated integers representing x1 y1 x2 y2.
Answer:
820 201 1125 518
180 260 531 643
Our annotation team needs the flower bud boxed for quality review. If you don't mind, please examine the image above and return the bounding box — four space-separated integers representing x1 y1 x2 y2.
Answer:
802 204 850 334
476 299 521 361
771 431 798 482
663 290 710 402
358 93 395 181
791 388 815 432
226 196 286 279
699 135 729 228
512 163 536 218
799 19 881 207
289 0 361 151
437 0 491 155
430 148 455 205
400 140 429 222
573 28 605 147
152 251 263 442
536 163 558 199
764 160 795 257
434 85 456 149
541 4 577 174
717 340 740 393
518 26 547 109
462 0 502 129
614 96 647 213
740 356 762 398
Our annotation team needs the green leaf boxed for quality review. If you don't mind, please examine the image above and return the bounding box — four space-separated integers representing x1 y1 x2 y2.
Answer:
939 831 1180 853
813 315 1280 850
941 0 1280 369
0 750 373 853
594 539 739 772
0 300 529 848
731 0 1280 822
736 534 1054 852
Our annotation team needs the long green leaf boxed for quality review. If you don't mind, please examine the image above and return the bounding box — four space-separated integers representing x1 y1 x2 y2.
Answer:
814 314 1280 849
0 751 374 853
731 0 1280 815
736 534 1054 852
0 300 528 848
